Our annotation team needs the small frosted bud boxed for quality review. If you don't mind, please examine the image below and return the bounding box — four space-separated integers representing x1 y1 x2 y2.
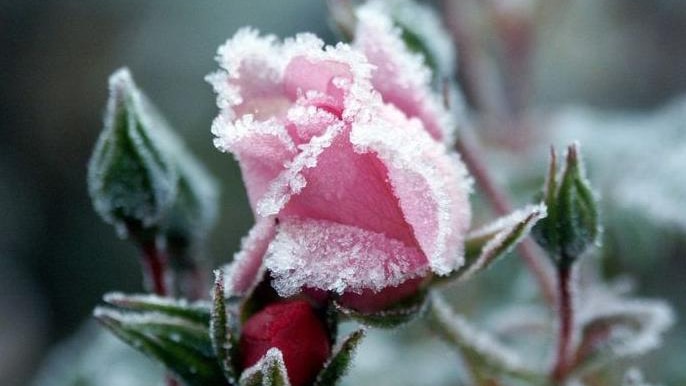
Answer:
88 68 178 238
532 143 600 267
88 68 218 245
239 300 331 386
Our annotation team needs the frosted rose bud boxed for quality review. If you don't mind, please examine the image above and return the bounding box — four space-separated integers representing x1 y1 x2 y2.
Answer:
209 26 471 313
240 300 331 386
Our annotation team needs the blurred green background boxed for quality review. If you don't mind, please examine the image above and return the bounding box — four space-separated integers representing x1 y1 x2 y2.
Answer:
1 1 684 385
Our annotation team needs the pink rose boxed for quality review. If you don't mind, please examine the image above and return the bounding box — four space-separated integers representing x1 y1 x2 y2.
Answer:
208 21 471 313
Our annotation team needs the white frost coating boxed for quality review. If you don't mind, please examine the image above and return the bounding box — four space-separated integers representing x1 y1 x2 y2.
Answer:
265 218 427 297
577 292 675 358
256 122 345 217
211 114 296 155
238 347 292 386
354 1 458 143
350 115 472 275
431 294 537 373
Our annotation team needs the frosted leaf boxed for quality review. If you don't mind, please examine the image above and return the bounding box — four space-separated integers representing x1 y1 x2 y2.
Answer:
315 329 365 386
265 217 428 297
239 348 291 386
575 294 674 363
222 219 275 298
354 0 459 143
350 110 472 275
428 293 541 380
210 270 237 383
102 292 210 324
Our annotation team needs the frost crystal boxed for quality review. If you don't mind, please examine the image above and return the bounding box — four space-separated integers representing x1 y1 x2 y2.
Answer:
266 218 427 296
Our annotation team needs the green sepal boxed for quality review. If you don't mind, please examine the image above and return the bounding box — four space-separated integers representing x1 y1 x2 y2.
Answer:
238 348 291 386
334 289 428 328
314 329 366 386
427 293 543 383
435 204 547 285
211 270 239 384
532 143 600 266
94 302 226 386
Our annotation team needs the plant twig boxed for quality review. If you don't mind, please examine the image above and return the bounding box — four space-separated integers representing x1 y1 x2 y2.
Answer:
552 262 575 382
140 240 168 296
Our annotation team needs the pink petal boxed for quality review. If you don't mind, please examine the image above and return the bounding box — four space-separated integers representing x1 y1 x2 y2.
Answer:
279 127 417 248
353 6 456 143
350 105 472 275
265 218 428 297
212 114 296 211
208 28 290 122
223 219 276 297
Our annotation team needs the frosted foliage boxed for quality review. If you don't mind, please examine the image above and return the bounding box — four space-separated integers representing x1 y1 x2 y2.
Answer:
551 97 686 231
354 2 457 143
266 218 427 296
239 348 291 386
577 288 675 358
351 113 472 275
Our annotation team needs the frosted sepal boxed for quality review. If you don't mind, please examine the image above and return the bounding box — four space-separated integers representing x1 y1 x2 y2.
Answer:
94 293 225 386
532 143 599 266
211 270 239 384
314 329 366 386
437 203 547 285
239 348 291 386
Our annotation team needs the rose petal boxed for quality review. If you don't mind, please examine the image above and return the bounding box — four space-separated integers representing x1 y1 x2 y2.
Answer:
279 127 417 247
266 217 428 297
354 5 456 143
350 105 472 275
212 114 296 210
223 219 276 297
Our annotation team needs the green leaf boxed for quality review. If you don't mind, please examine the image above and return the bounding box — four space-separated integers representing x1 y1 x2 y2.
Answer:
239 348 291 386
94 306 226 386
427 293 542 382
532 143 600 266
314 329 365 386
103 292 211 325
211 270 239 383
436 204 547 285
334 290 428 328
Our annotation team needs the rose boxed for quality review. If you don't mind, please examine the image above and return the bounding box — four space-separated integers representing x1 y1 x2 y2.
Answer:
208 10 471 313
240 300 331 386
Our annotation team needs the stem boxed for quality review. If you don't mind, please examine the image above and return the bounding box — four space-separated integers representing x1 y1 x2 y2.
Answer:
456 129 556 305
140 240 168 296
552 263 575 382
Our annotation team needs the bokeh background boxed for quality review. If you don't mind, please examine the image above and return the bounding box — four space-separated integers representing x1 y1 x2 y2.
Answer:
1 1 685 385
